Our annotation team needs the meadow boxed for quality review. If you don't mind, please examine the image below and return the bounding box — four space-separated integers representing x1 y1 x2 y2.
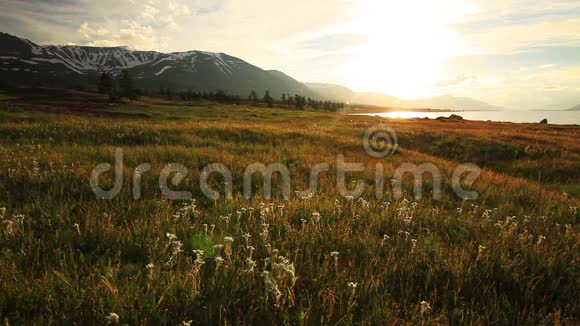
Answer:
0 89 578 324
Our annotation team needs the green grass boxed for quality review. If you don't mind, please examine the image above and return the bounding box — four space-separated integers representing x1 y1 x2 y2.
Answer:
0 92 578 324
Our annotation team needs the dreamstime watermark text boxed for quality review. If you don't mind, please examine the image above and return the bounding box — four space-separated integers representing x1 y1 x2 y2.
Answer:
90 124 481 201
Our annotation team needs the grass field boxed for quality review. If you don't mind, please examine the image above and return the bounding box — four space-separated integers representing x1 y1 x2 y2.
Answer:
0 89 578 324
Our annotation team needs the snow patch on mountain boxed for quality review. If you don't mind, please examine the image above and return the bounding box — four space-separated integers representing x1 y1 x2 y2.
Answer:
1 33 244 77
39 45 161 73
208 53 233 75
24 39 42 55
32 57 84 74
152 57 176 66
0 32 317 98
0 56 38 65
155 66 173 76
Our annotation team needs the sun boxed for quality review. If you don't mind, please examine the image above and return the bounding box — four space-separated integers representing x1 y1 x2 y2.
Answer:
346 0 475 99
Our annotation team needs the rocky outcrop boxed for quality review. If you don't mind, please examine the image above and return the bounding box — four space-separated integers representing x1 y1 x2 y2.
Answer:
436 114 464 121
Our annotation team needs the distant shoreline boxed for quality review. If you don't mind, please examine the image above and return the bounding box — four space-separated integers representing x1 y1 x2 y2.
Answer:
350 110 580 126
346 106 455 114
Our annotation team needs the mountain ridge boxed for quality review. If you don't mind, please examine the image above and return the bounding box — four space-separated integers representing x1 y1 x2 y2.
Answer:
1 32 500 110
0 32 314 98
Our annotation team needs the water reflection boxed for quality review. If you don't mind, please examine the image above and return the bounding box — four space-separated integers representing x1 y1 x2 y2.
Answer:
353 111 579 125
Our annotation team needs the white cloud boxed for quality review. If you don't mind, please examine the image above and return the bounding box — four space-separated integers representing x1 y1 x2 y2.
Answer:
536 85 568 92
80 20 159 49
140 4 160 22
466 18 580 55
435 75 479 88
451 65 580 109
72 0 198 50
528 65 580 83
79 22 109 38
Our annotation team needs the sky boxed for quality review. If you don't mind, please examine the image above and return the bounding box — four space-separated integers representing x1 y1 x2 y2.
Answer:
1 0 580 110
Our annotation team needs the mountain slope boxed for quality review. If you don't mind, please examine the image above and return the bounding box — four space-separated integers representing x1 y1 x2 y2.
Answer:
305 83 355 102
0 32 314 98
307 82 500 110
0 32 500 109
567 104 580 111
406 95 500 111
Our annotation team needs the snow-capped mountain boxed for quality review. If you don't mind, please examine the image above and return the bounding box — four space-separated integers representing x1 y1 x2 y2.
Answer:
0 32 314 97
0 32 501 109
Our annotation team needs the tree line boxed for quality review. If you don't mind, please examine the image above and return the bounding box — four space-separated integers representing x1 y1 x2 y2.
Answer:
97 70 138 102
158 89 344 112
279 93 344 111
97 71 345 111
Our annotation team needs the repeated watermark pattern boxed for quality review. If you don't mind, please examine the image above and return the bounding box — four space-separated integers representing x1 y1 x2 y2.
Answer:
90 124 481 201
363 123 398 158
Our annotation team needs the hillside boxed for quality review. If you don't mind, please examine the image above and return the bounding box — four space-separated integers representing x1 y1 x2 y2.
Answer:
306 82 500 110
568 104 580 111
0 91 578 324
0 32 314 98
305 83 355 102
405 95 500 111
1 32 502 110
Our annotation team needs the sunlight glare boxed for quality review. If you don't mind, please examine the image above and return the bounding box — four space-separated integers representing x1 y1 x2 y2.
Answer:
347 0 476 99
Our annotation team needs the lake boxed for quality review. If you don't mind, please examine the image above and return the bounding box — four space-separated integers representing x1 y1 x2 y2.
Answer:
353 110 580 125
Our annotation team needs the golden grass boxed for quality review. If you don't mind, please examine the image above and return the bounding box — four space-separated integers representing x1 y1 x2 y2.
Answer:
0 94 578 324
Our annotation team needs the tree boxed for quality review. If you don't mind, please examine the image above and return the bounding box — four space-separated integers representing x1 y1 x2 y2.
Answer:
294 94 306 110
263 90 273 107
282 93 287 105
97 72 113 96
248 90 258 103
119 69 137 101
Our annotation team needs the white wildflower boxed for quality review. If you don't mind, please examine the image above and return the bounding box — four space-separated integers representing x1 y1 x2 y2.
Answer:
247 245 255 259
330 251 339 271
213 244 224 253
381 234 390 246
170 240 184 256
193 249 205 268
106 312 119 324
420 301 431 316
312 212 321 223
224 236 234 259
411 239 418 249
242 232 251 246
537 235 546 246
146 263 155 279
477 245 486 261
166 232 177 241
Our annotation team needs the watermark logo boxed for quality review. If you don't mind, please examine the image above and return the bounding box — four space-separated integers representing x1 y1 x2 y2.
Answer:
363 123 398 157
90 124 481 201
